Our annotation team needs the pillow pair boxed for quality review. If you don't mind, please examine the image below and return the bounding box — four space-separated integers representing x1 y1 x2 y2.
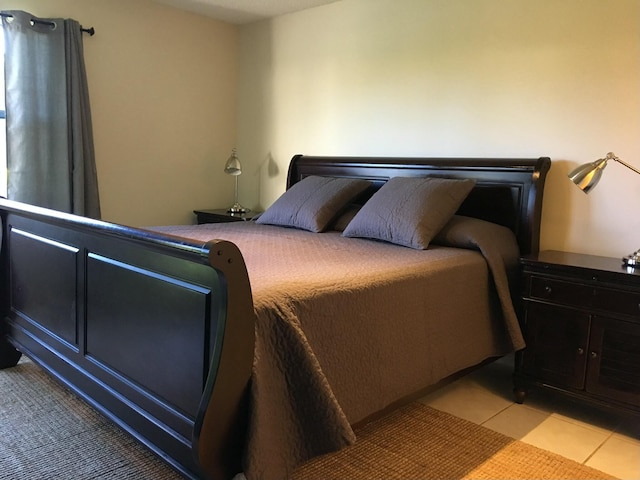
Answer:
257 174 475 250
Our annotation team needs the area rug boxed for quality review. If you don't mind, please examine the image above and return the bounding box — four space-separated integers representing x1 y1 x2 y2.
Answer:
292 402 618 480
0 357 183 479
1 357 617 479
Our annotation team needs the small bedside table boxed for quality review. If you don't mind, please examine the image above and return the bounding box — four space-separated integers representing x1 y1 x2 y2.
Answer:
515 250 640 417
193 209 261 224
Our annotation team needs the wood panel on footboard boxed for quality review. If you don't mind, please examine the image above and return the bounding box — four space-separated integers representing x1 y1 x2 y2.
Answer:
0 198 255 479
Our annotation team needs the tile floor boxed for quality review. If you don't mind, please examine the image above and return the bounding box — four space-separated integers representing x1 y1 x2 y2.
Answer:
419 355 640 480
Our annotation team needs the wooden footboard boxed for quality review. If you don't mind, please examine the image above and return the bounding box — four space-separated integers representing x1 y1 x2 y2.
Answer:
0 198 255 480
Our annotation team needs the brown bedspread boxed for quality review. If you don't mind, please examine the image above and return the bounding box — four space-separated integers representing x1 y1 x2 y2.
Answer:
150 217 523 480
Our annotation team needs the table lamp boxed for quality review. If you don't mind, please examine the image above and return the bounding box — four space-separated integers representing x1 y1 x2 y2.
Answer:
568 152 639 267
223 148 246 213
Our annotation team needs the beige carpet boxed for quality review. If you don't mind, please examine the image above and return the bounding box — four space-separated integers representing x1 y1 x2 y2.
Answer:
1 357 618 480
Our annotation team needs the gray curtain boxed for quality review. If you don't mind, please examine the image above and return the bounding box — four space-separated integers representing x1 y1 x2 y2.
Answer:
2 10 100 218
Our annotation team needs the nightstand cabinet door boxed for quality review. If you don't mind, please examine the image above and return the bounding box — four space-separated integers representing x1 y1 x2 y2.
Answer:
587 315 640 406
521 302 590 390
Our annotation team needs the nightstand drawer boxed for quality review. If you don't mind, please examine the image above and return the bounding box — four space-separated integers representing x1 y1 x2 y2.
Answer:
529 277 592 308
530 276 640 317
593 288 640 317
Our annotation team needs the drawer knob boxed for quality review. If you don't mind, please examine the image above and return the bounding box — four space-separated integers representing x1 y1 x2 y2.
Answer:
544 286 552 295
590 351 598 359
576 347 584 355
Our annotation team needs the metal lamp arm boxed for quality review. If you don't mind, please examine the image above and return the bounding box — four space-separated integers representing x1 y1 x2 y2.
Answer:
612 155 640 176
612 153 640 268
598 153 640 268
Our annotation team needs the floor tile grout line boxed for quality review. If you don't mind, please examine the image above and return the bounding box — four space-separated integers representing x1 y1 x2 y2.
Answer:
479 402 517 429
581 431 615 466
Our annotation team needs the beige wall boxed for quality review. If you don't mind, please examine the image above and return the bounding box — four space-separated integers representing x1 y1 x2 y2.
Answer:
238 0 640 258
5 0 638 256
4 0 238 226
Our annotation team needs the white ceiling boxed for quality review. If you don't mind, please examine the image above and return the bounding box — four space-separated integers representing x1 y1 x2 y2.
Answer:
153 0 342 24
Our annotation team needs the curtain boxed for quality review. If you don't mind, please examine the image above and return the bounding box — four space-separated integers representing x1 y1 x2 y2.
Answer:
2 10 100 218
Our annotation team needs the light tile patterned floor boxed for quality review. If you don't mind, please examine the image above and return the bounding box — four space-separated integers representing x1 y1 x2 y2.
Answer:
419 355 640 480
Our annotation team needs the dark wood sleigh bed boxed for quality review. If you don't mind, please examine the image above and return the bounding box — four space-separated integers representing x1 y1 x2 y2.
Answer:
0 155 551 480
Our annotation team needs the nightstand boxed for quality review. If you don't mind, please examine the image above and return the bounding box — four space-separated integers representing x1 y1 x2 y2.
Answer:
515 250 640 417
193 209 261 224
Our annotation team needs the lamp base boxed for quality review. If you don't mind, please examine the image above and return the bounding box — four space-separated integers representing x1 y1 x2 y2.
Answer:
623 249 640 268
227 203 247 214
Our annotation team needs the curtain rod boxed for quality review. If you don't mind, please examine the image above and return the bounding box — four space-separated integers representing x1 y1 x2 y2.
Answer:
0 12 95 36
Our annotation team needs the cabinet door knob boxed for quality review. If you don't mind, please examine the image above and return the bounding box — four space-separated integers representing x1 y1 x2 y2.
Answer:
576 347 584 355
590 351 598 358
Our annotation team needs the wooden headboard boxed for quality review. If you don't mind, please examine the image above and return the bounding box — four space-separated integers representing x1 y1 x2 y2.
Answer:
287 155 551 255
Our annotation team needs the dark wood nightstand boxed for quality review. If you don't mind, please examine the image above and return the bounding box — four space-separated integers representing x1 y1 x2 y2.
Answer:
193 209 261 224
516 250 640 417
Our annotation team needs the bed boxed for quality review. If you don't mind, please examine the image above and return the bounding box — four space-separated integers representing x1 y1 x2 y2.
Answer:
0 154 551 480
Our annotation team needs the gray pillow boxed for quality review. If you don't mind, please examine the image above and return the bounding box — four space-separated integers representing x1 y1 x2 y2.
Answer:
256 176 371 232
342 176 476 249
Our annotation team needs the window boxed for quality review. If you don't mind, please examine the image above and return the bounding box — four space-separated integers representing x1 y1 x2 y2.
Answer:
0 25 5 197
